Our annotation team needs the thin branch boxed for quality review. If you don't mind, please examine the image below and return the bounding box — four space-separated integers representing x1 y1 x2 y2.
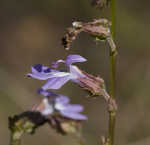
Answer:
107 0 117 145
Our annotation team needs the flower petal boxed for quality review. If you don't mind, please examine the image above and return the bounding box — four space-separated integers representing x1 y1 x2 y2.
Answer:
51 59 65 68
27 71 70 80
51 72 71 77
27 73 52 80
41 98 54 115
55 98 83 111
69 65 85 79
60 110 87 120
55 96 70 105
66 54 87 66
32 64 55 73
38 88 59 97
32 64 43 73
42 75 71 90
64 104 84 112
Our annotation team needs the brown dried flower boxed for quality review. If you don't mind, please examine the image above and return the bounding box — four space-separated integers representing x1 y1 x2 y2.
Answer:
62 19 111 50
78 70 105 96
62 27 82 50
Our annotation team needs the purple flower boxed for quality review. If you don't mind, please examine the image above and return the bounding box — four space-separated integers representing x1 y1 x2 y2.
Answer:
36 89 87 120
27 55 87 90
27 54 105 96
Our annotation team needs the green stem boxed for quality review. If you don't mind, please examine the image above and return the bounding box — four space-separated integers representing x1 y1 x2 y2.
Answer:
108 0 117 145
111 0 116 39
9 131 22 145
108 111 116 145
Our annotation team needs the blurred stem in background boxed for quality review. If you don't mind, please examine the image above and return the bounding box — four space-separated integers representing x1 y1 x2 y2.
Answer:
108 0 117 145
9 131 22 145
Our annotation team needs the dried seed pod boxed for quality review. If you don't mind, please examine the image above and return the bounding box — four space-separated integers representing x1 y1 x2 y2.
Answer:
62 27 82 50
83 25 110 40
77 69 106 97
62 19 111 50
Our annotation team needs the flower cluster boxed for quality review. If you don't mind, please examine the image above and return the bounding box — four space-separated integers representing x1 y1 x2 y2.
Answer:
27 54 108 133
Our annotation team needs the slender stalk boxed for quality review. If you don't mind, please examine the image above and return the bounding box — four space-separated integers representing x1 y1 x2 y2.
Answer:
108 110 116 145
108 0 117 145
9 131 22 145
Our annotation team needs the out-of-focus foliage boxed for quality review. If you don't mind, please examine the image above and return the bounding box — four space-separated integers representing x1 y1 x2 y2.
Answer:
0 0 150 145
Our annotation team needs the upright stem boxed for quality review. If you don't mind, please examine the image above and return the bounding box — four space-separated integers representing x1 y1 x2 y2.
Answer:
111 0 116 40
108 0 117 145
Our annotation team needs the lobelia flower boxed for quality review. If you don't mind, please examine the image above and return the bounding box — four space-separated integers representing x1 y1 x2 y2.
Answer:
27 54 106 97
31 89 87 134
34 88 87 121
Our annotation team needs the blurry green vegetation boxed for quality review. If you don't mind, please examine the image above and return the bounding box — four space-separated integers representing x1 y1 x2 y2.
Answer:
0 0 150 145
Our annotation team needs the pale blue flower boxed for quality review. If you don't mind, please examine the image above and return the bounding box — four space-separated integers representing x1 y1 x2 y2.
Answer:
37 89 87 120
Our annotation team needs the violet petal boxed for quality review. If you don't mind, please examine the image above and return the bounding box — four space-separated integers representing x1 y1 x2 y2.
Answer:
38 88 59 97
32 64 55 73
60 110 87 120
27 73 53 80
69 65 85 79
64 104 84 112
51 59 65 68
55 96 70 105
66 54 87 66
42 75 71 90
32 64 43 72
27 71 70 80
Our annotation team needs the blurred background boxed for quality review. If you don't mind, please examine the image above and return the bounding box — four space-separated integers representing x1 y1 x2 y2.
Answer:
0 0 150 145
